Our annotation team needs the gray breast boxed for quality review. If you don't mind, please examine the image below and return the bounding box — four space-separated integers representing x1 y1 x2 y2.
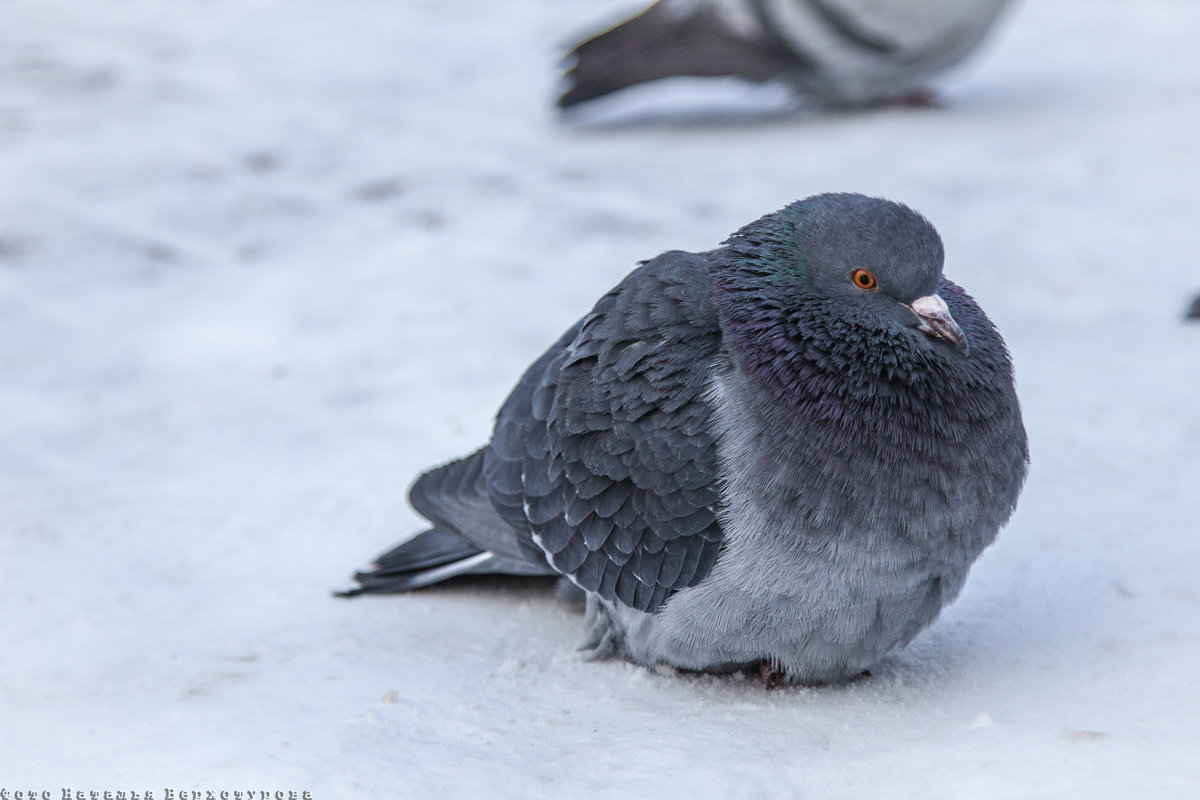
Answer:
597 357 980 683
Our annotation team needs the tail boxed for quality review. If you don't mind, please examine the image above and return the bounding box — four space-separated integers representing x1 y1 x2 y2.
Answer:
338 448 557 597
337 526 553 597
558 1 793 108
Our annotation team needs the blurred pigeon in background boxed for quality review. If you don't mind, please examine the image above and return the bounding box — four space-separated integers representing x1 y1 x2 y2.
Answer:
1186 293 1200 321
343 193 1029 685
558 0 1012 110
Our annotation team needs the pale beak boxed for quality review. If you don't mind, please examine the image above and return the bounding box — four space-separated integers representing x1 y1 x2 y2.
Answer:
905 294 968 353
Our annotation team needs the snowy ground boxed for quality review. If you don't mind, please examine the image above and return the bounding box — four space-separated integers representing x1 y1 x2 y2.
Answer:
3 0 1200 796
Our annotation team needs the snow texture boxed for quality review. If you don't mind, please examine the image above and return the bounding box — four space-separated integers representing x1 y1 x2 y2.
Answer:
2 0 1199 797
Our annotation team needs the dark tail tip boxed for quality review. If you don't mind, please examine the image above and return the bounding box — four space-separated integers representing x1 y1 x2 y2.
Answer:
555 4 669 110
336 527 486 597
556 43 631 109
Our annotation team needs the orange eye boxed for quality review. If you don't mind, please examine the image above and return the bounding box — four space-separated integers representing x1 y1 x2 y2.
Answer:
852 268 877 290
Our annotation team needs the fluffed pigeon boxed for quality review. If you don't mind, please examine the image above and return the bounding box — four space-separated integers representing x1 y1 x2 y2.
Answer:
558 0 1012 110
343 193 1029 685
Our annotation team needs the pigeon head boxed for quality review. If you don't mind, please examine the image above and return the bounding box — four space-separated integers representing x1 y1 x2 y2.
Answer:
710 193 983 410
714 193 965 355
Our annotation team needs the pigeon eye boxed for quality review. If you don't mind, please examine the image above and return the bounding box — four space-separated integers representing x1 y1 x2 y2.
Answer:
852 269 877 290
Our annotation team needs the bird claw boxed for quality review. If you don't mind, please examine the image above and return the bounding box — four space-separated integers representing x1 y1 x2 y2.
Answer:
578 595 620 660
756 660 785 689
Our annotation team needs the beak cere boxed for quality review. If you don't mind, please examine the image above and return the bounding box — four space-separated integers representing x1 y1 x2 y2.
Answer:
907 294 968 353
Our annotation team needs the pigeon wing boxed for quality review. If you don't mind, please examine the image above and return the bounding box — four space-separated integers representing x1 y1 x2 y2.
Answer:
484 249 726 613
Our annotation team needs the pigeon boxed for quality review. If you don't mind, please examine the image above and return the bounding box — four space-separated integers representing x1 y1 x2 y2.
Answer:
343 193 1029 685
558 0 1012 110
1186 293 1200 321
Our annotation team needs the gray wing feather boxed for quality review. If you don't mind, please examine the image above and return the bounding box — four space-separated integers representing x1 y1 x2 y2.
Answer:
499 250 726 612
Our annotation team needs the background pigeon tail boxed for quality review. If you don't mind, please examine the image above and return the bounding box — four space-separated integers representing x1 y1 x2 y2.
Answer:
337 527 554 597
558 2 788 108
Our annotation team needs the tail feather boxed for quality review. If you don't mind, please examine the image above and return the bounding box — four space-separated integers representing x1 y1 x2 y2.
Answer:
341 448 557 597
408 448 535 564
369 524 485 574
338 527 555 597
558 2 795 108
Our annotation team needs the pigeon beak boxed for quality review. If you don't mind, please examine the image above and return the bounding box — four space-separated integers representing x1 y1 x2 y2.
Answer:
906 294 968 354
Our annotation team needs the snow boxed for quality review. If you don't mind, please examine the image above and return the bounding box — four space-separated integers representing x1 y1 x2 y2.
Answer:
2 0 1199 796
